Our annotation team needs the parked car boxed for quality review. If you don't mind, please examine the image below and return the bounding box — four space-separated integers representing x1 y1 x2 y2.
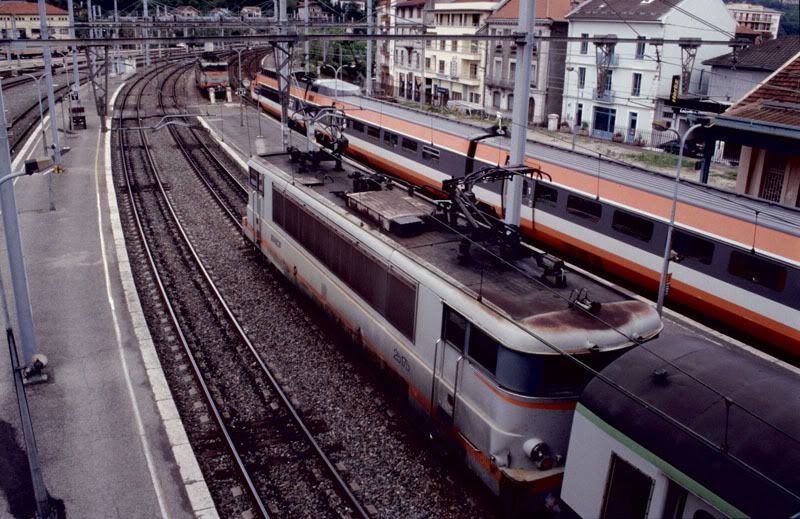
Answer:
658 139 704 158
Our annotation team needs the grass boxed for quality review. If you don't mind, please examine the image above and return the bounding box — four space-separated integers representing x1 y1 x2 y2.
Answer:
630 151 699 170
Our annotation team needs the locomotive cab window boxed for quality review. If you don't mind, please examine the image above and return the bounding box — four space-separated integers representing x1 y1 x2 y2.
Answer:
602 454 654 518
468 326 498 375
728 250 787 292
612 210 653 242
249 167 259 190
442 306 467 352
567 195 602 221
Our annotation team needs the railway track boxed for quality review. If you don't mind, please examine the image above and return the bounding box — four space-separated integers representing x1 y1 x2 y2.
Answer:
115 61 371 518
160 63 248 223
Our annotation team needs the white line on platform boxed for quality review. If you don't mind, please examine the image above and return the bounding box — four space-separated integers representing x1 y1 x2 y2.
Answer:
96 84 170 519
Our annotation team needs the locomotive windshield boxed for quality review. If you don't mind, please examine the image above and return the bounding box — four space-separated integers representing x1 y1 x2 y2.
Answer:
201 63 227 72
443 305 627 397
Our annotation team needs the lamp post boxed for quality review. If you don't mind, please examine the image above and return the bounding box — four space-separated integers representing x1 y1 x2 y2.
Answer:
23 74 59 211
652 120 703 316
23 74 49 156
322 62 355 104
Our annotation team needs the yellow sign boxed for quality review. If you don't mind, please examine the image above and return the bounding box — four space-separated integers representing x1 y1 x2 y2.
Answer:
670 75 680 104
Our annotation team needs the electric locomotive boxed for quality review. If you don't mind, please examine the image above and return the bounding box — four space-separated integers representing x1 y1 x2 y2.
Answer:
243 151 663 504
195 52 229 96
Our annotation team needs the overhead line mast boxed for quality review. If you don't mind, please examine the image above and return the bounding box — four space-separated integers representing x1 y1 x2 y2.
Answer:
503 0 536 228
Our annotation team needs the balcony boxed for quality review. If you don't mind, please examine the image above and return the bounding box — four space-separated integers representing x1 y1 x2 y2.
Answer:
487 76 514 90
593 88 616 103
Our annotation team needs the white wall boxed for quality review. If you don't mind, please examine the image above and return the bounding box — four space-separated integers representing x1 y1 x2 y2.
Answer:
707 67 769 105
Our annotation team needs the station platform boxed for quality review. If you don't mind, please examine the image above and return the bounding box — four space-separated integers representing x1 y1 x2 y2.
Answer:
0 75 216 517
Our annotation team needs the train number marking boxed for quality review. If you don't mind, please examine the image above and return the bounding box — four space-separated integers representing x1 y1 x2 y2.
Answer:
393 348 411 373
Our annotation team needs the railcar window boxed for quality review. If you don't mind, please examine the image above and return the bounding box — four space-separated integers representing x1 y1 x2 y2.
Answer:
566 195 601 221
422 146 440 162
612 210 653 242
533 183 558 205
728 250 786 292
602 455 654 518
672 231 714 265
384 131 399 147
367 126 380 140
249 167 259 190
351 120 365 133
442 306 467 351
402 138 418 154
468 326 498 375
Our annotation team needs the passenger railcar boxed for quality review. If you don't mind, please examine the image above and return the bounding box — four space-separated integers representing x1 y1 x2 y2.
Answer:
250 68 800 358
561 335 800 518
195 52 229 95
243 156 663 503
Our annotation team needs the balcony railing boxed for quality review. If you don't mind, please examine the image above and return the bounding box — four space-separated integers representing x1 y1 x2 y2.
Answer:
487 76 515 90
593 88 615 103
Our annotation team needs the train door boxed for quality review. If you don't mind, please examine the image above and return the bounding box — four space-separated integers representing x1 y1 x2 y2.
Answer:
432 304 468 425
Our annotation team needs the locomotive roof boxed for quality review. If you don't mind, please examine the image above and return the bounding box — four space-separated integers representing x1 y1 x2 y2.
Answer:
579 335 800 517
257 155 662 355
333 93 800 242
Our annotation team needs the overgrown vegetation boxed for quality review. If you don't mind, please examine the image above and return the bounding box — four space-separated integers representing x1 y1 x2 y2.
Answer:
628 151 700 169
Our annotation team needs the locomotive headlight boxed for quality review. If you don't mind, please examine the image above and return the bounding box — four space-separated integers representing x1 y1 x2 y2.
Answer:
523 439 553 470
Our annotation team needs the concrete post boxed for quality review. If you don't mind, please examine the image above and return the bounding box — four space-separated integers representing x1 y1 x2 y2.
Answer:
0 84 39 370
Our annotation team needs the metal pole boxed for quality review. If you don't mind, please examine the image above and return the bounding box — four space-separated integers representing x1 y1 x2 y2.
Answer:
143 0 150 66
114 0 120 75
7 318 50 518
27 77 48 155
420 39 425 107
38 0 61 210
503 0 536 227
303 0 309 74
0 84 40 372
278 0 289 151
11 15 20 73
67 0 79 100
656 123 702 316
366 0 373 96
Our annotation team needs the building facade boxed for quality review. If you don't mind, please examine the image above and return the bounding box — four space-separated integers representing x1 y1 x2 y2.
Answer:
726 2 782 39
392 0 427 101
482 0 572 125
0 1 69 40
561 0 736 143
426 0 499 106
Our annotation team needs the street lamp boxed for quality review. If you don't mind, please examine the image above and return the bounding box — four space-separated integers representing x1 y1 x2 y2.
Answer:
23 73 60 211
652 119 704 316
321 62 356 104
23 74 49 156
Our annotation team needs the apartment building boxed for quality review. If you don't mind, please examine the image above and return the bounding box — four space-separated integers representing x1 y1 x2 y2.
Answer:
426 0 500 106
561 0 736 143
482 0 572 124
392 0 427 101
726 2 782 39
